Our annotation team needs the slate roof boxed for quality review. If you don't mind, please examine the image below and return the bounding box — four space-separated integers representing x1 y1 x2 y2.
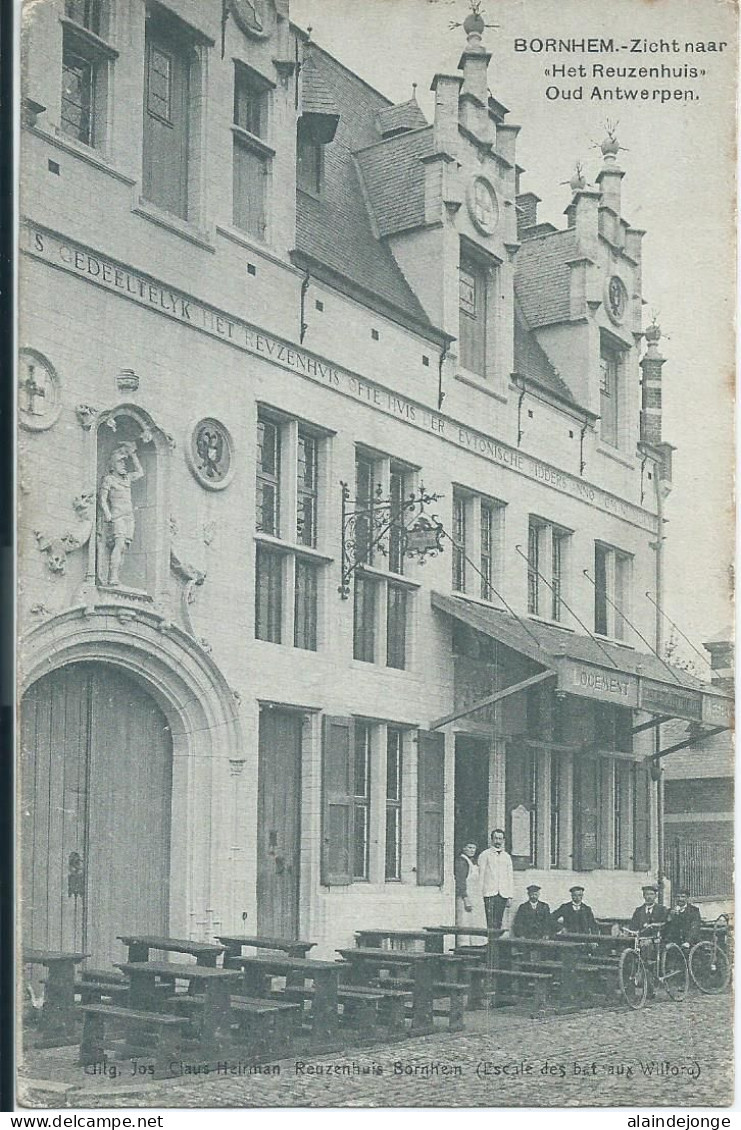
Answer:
515 228 579 328
295 48 435 335
377 98 428 137
355 127 433 238
513 295 578 406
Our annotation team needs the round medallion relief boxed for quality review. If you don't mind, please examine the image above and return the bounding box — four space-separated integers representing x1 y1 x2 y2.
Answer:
186 418 235 490
467 176 500 236
606 275 629 325
19 349 62 431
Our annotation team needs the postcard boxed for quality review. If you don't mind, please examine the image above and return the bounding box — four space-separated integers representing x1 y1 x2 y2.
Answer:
16 0 735 1112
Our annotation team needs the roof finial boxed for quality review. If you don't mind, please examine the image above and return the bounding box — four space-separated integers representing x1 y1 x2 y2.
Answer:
412 82 418 101
560 161 587 192
592 118 629 162
449 1 499 40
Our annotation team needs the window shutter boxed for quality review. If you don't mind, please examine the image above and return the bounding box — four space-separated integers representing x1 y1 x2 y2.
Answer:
417 730 445 886
632 758 652 872
321 716 354 885
573 755 600 871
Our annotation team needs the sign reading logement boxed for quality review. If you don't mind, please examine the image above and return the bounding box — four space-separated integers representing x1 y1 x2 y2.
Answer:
557 659 640 707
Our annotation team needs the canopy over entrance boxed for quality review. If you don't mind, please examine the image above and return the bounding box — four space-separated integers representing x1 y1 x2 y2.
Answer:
431 592 733 751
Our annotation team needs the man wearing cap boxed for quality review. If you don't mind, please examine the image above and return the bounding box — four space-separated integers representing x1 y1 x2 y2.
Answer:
663 887 702 950
551 885 598 935
512 883 552 939
478 828 514 930
629 883 669 936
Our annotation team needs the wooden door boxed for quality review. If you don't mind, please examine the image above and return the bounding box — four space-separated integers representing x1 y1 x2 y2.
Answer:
257 710 302 938
143 20 190 219
20 664 172 965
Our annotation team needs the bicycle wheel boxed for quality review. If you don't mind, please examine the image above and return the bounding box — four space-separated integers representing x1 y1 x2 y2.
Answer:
661 943 689 1001
689 941 731 994
619 948 648 1009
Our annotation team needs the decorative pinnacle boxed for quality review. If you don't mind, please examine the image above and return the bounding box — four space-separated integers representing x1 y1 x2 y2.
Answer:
449 0 499 34
561 161 587 192
592 119 629 159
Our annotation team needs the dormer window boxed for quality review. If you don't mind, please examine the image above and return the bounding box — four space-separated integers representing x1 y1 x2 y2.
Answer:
297 123 323 196
599 338 623 448
233 62 273 240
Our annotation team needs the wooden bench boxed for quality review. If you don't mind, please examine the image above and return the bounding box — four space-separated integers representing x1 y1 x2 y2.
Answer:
118 935 225 967
340 984 412 1035
79 1003 188 1068
217 935 315 964
76 980 129 1006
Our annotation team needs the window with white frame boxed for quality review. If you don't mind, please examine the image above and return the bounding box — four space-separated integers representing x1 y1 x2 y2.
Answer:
451 488 504 602
599 338 623 448
60 0 115 149
594 542 633 639
527 517 571 622
385 727 403 881
233 62 273 239
352 449 416 670
254 410 328 649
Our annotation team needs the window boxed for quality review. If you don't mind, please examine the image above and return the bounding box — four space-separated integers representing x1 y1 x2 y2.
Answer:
294 558 318 650
528 517 571 622
143 11 202 220
452 489 504 601
353 722 372 880
255 545 282 643
297 430 318 547
297 123 323 195
549 754 562 868
60 1 113 149
353 574 377 662
599 341 622 447
594 542 632 639
352 449 416 670
386 583 407 669
255 411 326 650
233 64 272 240
385 729 403 880
459 249 489 376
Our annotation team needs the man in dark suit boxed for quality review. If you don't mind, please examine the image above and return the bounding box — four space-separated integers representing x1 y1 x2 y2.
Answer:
629 883 669 935
551 885 598 935
663 887 702 950
512 883 552 939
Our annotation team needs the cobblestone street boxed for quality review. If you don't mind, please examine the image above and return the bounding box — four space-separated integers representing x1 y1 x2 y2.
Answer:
21 993 733 1109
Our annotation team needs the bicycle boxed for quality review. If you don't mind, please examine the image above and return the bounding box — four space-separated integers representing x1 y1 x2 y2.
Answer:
688 913 732 995
618 924 689 1009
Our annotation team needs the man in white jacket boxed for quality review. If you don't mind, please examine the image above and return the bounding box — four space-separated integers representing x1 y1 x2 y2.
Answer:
477 828 514 930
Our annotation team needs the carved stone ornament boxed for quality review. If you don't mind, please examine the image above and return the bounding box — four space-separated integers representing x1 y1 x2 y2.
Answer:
19 349 62 431
34 493 95 574
76 404 98 430
186 418 235 490
116 368 140 393
170 521 207 637
228 0 271 39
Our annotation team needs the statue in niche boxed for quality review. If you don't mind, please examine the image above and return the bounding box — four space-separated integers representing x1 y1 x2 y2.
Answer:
98 442 144 586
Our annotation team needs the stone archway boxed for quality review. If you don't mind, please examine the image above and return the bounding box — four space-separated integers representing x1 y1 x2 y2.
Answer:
20 606 246 960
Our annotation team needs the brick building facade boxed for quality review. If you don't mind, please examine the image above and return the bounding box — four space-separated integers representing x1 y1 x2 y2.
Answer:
18 0 731 963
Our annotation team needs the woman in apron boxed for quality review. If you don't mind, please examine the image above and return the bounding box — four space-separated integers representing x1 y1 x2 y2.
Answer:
454 842 488 946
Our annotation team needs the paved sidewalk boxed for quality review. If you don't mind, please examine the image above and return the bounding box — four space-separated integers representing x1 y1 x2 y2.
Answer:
19 993 733 1109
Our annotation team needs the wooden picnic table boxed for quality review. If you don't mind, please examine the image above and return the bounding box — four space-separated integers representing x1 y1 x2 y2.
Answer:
489 936 593 1006
115 961 241 1052
337 947 441 1033
423 926 503 953
355 929 430 952
23 948 89 1045
217 934 315 962
231 953 345 1045
117 935 225 966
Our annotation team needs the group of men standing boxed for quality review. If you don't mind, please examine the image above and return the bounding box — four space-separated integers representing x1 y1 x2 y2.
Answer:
455 831 704 947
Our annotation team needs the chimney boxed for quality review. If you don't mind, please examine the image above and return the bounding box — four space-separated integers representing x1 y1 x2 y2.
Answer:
431 73 463 156
704 637 734 693
457 8 494 144
595 124 625 218
639 319 666 446
516 191 540 235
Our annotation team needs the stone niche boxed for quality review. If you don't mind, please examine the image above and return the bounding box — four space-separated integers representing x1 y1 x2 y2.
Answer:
93 406 170 601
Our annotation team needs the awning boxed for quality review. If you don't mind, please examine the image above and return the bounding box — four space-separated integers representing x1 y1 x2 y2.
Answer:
431 591 733 729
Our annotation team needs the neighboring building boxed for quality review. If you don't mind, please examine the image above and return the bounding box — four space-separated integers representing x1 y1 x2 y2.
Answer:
663 636 734 913
18 0 732 964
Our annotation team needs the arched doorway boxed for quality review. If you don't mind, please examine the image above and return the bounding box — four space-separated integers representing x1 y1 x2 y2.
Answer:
21 662 172 966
